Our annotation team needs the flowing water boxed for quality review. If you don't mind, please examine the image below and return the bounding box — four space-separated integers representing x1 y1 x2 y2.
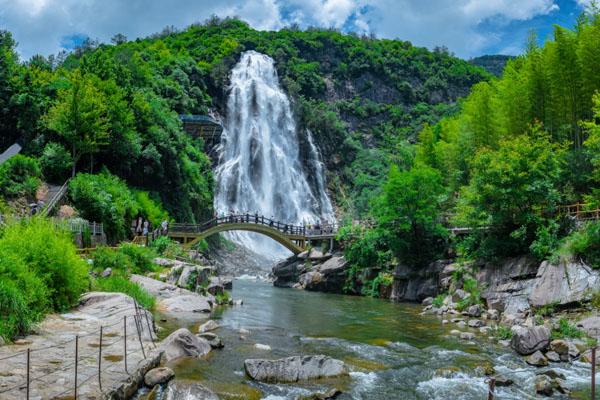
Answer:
153 279 594 400
214 51 334 258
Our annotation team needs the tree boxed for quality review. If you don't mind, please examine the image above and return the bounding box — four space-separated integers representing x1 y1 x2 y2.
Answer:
45 70 110 176
0 30 19 149
376 164 447 267
111 33 128 45
456 126 565 258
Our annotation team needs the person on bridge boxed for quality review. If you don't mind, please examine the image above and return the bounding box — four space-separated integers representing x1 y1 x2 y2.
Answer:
142 220 149 236
161 219 168 235
135 216 143 236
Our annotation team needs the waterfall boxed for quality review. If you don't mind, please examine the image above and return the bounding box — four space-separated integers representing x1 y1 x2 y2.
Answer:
214 50 334 257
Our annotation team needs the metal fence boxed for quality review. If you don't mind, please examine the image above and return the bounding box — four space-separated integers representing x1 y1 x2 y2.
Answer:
0 301 155 400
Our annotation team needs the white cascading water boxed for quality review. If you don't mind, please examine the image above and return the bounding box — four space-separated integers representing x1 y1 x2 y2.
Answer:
214 50 334 258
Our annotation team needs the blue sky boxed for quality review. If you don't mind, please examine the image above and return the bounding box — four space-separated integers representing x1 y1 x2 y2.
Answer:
0 0 590 60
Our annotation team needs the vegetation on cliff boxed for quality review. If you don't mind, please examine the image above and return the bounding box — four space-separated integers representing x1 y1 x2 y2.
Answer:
344 6 600 295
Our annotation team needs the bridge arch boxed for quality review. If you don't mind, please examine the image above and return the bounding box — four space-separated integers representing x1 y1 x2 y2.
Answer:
170 222 306 254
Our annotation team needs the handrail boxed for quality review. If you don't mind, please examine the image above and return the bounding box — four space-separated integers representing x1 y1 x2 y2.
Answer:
41 179 71 217
168 214 338 238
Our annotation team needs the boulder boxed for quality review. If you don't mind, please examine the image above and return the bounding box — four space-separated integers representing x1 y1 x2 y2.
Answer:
101 267 112 277
166 380 218 400
254 343 272 351
157 295 212 316
467 304 482 318
272 258 305 288
244 355 347 383
160 328 211 362
460 332 475 340
526 350 548 367
529 261 599 307
198 332 224 349
549 339 569 357
576 315 600 337
422 297 434 306
545 351 561 362
144 367 174 386
468 319 485 328
131 274 191 299
198 320 219 333
206 279 225 296
495 376 513 387
510 326 551 355
535 375 554 396
300 388 342 400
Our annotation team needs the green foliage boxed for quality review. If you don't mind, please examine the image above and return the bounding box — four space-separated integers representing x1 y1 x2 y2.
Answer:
377 164 447 267
118 243 158 275
40 142 73 183
93 276 155 309
553 221 600 267
69 171 167 242
432 293 446 308
92 246 131 273
0 218 88 340
361 272 394 298
45 70 110 175
150 236 186 259
215 290 231 305
455 128 565 259
495 325 513 340
552 318 584 339
535 302 559 317
0 155 41 198
0 280 31 341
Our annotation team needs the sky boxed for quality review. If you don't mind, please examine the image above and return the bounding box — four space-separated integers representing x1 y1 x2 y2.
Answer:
0 0 592 60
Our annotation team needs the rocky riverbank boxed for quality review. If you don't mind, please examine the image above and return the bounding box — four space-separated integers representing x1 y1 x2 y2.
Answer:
273 250 600 396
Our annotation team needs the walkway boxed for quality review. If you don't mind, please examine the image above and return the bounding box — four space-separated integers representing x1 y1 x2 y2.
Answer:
166 214 337 254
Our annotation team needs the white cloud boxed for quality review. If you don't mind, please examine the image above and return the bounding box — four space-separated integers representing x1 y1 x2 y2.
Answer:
0 0 567 59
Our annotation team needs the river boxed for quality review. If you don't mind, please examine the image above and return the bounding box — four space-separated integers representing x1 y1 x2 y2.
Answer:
149 279 594 400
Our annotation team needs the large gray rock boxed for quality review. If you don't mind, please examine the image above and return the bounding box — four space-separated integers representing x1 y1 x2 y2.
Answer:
157 295 212 316
244 355 348 383
510 326 551 355
391 260 449 302
526 350 548 367
169 264 214 291
144 367 174 386
272 257 305 288
529 261 599 307
160 328 211 362
478 256 539 314
166 380 218 400
131 274 192 299
576 315 600 337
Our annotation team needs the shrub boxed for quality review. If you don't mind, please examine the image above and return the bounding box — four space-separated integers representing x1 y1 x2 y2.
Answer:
0 155 41 198
552 318 583 339
496 325 513 340
93 276 155 309
69 171 168 242
92 246 132 273
150 236 186 259
117 243 157 275
0 280 31 341
553 221 600 268
535 302 559 318
40 142 73 183
0 218 88 311
432 293 446 308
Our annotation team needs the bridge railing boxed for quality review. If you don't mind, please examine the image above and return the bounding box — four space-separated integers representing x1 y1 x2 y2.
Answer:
168 214 338 238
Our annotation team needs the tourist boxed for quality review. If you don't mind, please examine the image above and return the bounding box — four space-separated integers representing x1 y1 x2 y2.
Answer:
161 219 168 235
143 219 149 236
136 216 143 235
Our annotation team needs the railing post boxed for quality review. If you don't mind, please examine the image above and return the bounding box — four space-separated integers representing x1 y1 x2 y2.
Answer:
135 315 146 359
124 316 128 373
98 326 103 392
26 348 30 400
593 346 597 400
487 377 495 400
74 335 79 400
143 310 156 348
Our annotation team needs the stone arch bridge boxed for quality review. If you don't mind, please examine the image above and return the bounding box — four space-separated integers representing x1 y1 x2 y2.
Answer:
166 214 337 254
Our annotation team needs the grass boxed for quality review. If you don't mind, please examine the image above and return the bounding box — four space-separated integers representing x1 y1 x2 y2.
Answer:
93 276 155 310
551 318 584 339
432 293 446 308
495 325 513 340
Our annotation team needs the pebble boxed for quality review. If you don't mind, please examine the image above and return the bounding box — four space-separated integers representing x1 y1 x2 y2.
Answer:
254 343 272 351
460 332 475 340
